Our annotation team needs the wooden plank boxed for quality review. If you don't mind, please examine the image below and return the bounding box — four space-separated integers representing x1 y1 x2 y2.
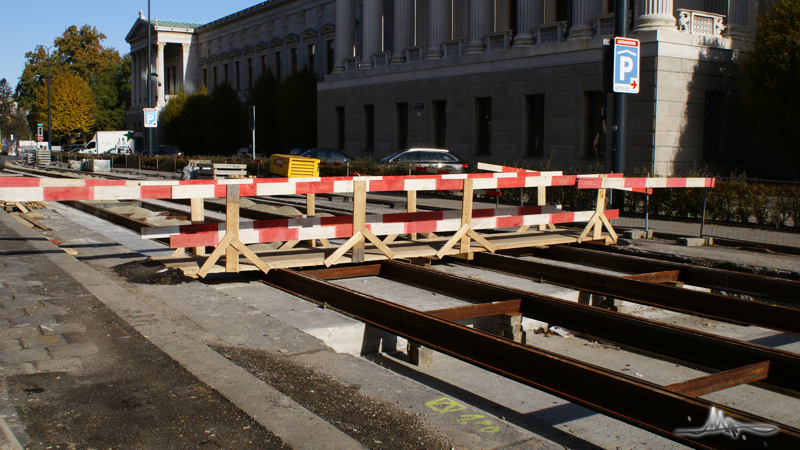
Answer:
324 232 364 267
352 180 367 262
19 214 52 231
460 179 474 254
664 361 770 398
230 237 274 275
362 227 395 259
307 193 316 248
190 197 206 256
226 185 240 273
427 299 522 321
437 224 470 260
594 189 606 241
625 270 682 283
467 229 497 253
407 190 417 241
197 232 235 278
537 186 546 231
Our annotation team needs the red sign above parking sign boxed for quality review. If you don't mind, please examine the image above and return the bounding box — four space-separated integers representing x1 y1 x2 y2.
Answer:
613 37 640 94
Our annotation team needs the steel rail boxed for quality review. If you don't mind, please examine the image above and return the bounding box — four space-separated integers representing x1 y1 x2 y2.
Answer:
520 246 800 305
369 260 800 394
466 252 800 335
265 268 800 449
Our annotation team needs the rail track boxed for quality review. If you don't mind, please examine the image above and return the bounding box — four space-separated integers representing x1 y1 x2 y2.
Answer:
5 160 800 448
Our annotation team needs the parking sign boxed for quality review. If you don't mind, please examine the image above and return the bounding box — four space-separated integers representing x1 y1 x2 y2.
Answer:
143 108 158 128
613 37 640 94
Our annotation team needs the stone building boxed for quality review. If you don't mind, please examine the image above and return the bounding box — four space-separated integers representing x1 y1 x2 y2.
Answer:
127 1 781 177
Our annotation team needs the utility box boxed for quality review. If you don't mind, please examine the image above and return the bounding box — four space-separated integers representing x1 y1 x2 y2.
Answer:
269 154 319 178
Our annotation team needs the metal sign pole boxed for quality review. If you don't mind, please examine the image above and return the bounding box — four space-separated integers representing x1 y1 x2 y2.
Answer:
613 0 629 175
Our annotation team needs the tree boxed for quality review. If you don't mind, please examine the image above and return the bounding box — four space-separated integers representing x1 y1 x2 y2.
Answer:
274 68 317 150
35 72 95 143
741 0 800 168
0 78 29 140
161 87 189 145
15 24 124 134
246 70 282 155
209 82 245 155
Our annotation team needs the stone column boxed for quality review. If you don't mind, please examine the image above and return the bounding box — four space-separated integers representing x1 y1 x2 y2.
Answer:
334 0 355 72
634 0 676 31
514 0 543 47
724 0 749 40
181 44 191 92
465 0 493 54
391 0 413 64
568 0 599 39
156 43 166 107
425 0 451 59
362 0 382 68
131 52 137 106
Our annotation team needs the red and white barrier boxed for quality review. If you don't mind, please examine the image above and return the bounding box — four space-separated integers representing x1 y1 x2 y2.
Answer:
143 205 618 249
577 177 715 190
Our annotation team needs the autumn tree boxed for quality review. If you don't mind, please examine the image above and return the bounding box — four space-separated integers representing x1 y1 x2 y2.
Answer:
15 24 126 135
35 72 95 143
0 78 29 140
741 0 800 167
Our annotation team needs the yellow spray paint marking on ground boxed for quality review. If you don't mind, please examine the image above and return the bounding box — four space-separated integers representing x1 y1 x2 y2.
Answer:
425 398 500 433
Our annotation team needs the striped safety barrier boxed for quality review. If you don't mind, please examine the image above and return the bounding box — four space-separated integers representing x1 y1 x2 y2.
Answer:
142 205 619 249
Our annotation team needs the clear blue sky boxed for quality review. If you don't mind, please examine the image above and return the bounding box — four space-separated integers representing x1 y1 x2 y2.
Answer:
1 1 266 87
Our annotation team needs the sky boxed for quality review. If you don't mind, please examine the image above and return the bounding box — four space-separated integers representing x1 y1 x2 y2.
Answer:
0 0 267 87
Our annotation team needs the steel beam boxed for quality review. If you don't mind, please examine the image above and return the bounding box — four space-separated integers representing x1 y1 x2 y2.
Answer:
266 268 800 449
665 361 770 398
522 246 800 305
377 260 800 394
468 252 800 335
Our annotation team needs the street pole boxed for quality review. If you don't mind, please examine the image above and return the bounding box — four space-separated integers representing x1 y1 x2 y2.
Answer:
612 0 628 175
37 45 54 152
147 0 153 156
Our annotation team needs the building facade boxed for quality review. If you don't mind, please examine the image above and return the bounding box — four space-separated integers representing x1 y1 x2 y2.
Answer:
128 1 783 177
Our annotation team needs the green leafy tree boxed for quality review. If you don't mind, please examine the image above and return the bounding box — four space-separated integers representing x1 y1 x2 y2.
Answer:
210 82 245 155
0 78 28 140
245 70 282 155
35 72 95 143
274 68 317 150
161 87 189 145
741 0 800 169
15 24 124 134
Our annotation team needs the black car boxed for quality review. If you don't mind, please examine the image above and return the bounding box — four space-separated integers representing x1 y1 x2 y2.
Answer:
299 148 351 163
137 145 183 157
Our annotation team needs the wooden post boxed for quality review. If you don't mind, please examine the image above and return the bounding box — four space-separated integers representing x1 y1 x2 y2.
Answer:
594 189 606 241
407 190 417 240
307 193 316 248
226 184 240 272
352 180 367 262
190 197 206 256
537 186 547 231
460 179 474 254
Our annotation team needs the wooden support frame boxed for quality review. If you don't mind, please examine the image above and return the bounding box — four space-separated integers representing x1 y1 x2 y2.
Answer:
195 185 274 278
427 299 522 321
190 197 206 256
578 188 618 243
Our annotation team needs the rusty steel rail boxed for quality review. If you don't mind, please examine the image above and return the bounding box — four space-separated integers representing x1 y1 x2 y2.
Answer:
465 252 800 335
520 245 800 306
264 268 800 449
355 260 800 394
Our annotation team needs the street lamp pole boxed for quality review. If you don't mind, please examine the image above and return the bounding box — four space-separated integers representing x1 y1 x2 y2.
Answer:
37 45 54 151
147 0 153 156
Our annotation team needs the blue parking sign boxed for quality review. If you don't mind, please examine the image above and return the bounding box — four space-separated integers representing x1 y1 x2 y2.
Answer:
143 108 158 128
613 37 640 94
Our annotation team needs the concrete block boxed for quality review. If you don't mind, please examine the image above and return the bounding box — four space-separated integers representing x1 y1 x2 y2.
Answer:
9 314 56 326
40 323 86 335
0 348 51 363
497 313 522 327
496 323 522 334
24 306 68 316
623 229 653 239
407 341 433 366
21 334 67 349
2 363 36 376
0 326 41 340
498 329 525 343
35 357 84 374
678 237 713 247
0 339 20 352
0 309 24 319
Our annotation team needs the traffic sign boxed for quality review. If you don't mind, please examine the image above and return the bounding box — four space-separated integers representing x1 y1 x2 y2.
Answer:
613 37 640 94
143 108 158 128
37 123 43 138
37 135 43 142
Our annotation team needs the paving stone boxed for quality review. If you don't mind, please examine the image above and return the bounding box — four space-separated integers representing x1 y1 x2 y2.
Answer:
40 323 86 335
0 348 51 363
6 294 52 303
0 340 21 352
1 363 36 376
47 343 98 358
0 310 23 320
35 357 84 374
24 307 68 316
0 301 39 309
5 281 42 290
21 335 67 349
0 327 41 340
9 315 55 327
0 320 10 329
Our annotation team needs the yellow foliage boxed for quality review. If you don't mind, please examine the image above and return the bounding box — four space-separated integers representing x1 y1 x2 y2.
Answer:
35 72 95 141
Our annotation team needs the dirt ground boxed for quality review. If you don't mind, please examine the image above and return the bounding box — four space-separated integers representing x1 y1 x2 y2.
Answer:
5 254 453 450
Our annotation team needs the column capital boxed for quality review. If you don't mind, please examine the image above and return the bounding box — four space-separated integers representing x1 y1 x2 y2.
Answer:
634 0 676 32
